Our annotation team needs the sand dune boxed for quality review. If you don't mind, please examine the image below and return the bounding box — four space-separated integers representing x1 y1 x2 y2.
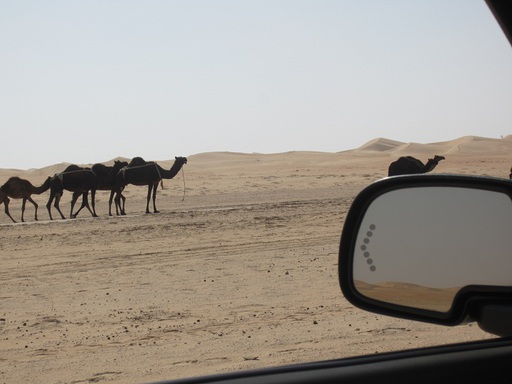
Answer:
355 135 512 156
352 137 405 152
0 136 507 383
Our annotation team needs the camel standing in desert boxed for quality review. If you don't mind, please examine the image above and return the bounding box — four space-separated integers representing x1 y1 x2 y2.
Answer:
110 157 155 214
388 155 445 176
46 167 100 220
0 176 52 222
72 160 128 217
114 156 187 215
53 164 97 219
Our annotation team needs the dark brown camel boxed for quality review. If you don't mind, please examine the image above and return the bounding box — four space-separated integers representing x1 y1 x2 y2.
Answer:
0 176 51 222
72 160 128 217
114 156 187 215
46 166 99 220
56 165 95 219
388 155 445 176
110 156 156 215
112 157 157 214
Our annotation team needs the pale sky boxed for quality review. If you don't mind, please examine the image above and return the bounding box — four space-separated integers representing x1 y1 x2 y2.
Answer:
1 0 512 170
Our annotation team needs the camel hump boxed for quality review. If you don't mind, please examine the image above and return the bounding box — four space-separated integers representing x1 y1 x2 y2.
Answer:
128 157 153 167
0 181 9 193
92 163 110 175
63 164 83 172
388 156 421 176
403 156 424 165
3 176 23 185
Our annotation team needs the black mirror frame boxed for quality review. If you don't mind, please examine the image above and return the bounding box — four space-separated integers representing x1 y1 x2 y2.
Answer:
338 174 512 327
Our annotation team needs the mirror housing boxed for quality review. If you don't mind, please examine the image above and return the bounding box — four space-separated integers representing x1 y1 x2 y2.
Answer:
338 174 512 336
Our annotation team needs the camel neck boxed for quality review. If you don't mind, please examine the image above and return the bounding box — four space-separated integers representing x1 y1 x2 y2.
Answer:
36 178 52 194
160 162 183 179
423 159 437 173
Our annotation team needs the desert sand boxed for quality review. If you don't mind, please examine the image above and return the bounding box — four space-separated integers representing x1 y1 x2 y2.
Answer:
1 136 510 383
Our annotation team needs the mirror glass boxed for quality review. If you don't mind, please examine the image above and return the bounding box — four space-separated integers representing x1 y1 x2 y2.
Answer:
353 186 512 312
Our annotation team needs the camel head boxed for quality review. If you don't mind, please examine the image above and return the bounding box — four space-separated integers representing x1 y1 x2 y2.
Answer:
421 155 446 174
175 156 188 166
113 160 129 169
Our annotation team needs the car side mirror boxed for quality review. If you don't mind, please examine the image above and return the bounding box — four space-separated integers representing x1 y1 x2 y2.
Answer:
338 174 512 336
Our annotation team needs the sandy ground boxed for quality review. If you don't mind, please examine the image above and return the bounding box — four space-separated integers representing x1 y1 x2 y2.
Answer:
1 136 510 384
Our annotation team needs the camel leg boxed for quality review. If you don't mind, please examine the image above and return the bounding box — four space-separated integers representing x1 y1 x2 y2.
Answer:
21 198 27 222
120 193 126 215
91 190 98 217
73 192 88 218
47 181 64 220
114 191 122 215
152 184 159 213
114 192 120 215
113 187 126 215
54 193 66 220
116 193 126 215
110 190 126 216
2 196 16 223
69 192 81 219
26 196 39 221
108 190 115 216
80 194 94 217
46 195 54 220
71 192 94 218
145 185 152 214
108 190 123 216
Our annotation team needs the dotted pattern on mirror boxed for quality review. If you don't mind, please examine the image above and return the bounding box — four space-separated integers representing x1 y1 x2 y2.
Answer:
360 224 376 272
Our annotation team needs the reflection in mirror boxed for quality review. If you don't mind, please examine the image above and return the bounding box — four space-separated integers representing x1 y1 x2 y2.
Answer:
353 186 512 312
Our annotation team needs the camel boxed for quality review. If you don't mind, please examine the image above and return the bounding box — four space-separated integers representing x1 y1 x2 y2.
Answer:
57 165 95 219
0 176 52 222
113 157 158 212
46 166 99 220
114 156 187 215
72 160 128 217
388 155 445 176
